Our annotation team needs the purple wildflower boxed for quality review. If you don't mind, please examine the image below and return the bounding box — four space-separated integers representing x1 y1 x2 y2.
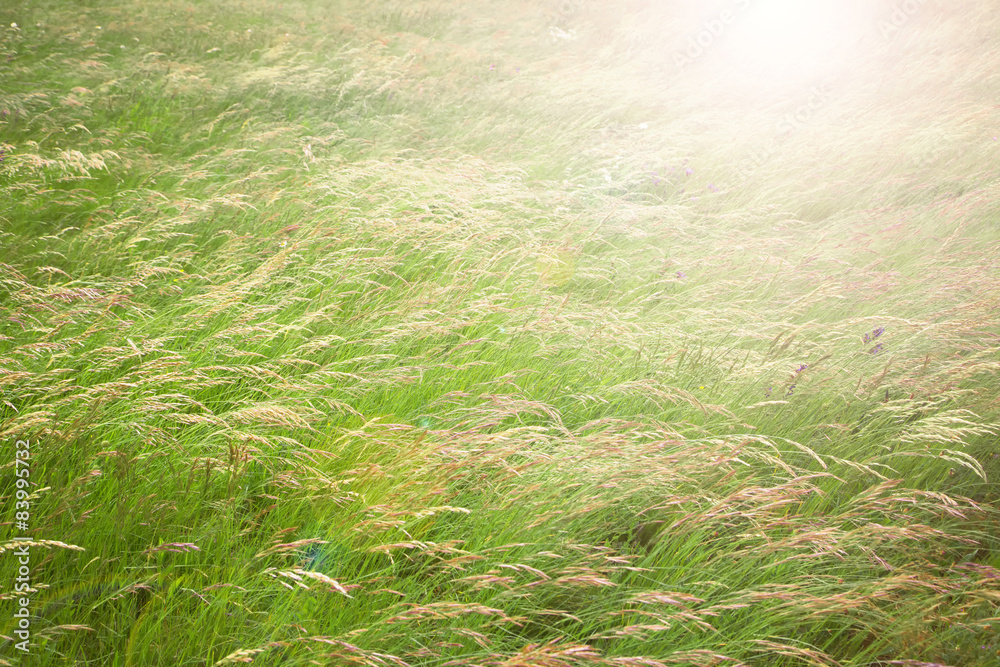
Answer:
764 387 772 398
685 167 694 175
863 326 885 344
869 343 884 355
795 364 808 373
786 384 796 396
676 271 686 279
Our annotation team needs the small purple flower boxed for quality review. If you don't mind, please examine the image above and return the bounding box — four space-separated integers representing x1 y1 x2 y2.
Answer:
764 387 772 398
863 326 885 344
489 64 495 71
708 183 718 192
786 384 796 396
685 167 694 175
869 343 884 355
676 271 686 279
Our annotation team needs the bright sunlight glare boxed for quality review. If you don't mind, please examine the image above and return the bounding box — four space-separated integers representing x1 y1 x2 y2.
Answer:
717 0 871 86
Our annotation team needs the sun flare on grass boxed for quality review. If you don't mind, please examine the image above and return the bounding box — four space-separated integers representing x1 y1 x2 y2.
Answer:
714 0 873 85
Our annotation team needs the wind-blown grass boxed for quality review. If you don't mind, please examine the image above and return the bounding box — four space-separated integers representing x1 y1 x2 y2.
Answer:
1 0 999 665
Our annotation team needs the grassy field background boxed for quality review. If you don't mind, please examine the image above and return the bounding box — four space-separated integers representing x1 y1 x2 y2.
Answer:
1 0 999 664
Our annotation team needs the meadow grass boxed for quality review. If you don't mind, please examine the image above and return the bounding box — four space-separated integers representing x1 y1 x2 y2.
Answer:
1 0 999 665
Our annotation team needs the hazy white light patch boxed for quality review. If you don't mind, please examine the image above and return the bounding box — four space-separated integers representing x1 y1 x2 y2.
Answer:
721 0 862 85
549 26 577 43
